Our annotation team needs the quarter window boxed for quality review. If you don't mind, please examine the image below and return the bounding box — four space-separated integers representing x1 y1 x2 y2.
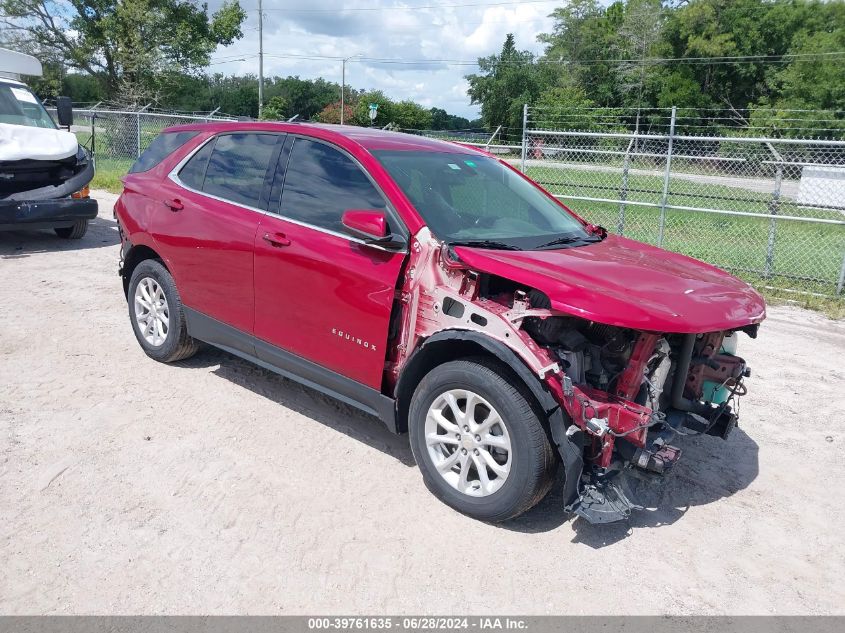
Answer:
181 133 277 208
278 138 386 233
130 131 198 174
177 138 213 189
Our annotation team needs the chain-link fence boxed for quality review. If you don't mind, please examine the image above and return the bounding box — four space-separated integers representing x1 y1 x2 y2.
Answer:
407 107 845 298
46 105 236 178
521 106 845 297
47 103 844 297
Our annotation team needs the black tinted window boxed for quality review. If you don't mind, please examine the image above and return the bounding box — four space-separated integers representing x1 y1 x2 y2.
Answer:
129 131 198 173
178 139 214 190
279 138 385 232
202 133 277 208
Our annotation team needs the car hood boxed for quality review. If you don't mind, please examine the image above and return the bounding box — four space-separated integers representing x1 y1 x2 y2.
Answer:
453 234 766 333
0 123 78 162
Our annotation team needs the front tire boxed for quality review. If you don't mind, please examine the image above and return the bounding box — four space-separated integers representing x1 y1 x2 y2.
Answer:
127 259 199 363
54 219 88 239
409 359 556 522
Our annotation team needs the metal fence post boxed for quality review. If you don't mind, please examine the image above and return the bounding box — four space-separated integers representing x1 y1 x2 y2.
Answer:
657 106 676 247
90 116 96 170
520 104 528 173
136 103 152 158
136 112 142 158
764 143 784 279
837 250 845 295
618 137 634 235
88 102 99 169
486 125 502 152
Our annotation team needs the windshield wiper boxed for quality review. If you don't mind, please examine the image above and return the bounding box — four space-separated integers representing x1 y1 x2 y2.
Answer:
446 239 522 251
535 234 601 249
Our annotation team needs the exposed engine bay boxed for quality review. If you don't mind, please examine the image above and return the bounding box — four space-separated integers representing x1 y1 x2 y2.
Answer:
387 228 761 524
522 310 752 522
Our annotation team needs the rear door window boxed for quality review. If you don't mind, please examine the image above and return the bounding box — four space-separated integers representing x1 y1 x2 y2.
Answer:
129 131 198 173
278 137 387 233
201 133 278 208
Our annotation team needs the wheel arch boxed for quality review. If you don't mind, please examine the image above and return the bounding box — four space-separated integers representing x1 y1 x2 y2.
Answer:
394 329 584 506
121 243 168 297
395 330 556 433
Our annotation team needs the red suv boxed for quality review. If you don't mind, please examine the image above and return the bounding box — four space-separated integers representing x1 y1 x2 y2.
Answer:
115 122 765 524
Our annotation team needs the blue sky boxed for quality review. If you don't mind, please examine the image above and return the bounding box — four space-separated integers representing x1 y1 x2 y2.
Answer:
209 0 561 119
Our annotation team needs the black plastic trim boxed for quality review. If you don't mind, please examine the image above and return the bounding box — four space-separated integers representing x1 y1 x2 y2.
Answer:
184 307 398 432
0 197 98 230
4 147 95 201
259 133 287 211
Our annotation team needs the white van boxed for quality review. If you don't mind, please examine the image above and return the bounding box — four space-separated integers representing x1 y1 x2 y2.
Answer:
0 48 97 238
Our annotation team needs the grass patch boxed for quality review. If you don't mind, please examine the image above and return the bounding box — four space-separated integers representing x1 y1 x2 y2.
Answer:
526 164 843 220
759 288 845 320
526 167 845 298
91 158 132 193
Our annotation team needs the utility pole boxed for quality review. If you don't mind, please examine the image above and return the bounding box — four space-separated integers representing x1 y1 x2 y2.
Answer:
340 54 361 125
258 0 264 118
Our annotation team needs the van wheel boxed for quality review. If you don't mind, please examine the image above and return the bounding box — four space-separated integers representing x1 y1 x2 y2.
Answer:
54 219 88 239
409 359 556 522
127 259 199 363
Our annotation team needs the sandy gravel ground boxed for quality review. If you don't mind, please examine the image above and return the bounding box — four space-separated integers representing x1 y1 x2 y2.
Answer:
1 190 844 615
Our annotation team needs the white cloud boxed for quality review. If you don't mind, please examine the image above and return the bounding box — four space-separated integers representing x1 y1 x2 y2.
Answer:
207 0 558 119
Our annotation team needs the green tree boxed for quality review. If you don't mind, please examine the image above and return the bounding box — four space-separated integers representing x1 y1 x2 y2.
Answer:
0 0 246 103
259 96 290 121
662 0 807 111
429 107 472 130
465 33 543 132
614 0 667 111
352 90 394 126
538 0 622 106
206 74 259 117
533 85 604 130
265 76 343 120
312 101 354 124
391 100 433 130
770 19 845 110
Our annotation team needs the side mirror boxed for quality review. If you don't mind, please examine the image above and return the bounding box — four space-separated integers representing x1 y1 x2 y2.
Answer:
341 209 405 250
585 223 607 239
56 96 73 129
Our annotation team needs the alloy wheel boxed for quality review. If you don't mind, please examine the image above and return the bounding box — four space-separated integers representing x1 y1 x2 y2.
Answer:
424 388 512 497
133 277 170 347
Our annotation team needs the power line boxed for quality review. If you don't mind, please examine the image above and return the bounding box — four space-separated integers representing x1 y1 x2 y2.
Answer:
258 50 845 68
261 0 558 13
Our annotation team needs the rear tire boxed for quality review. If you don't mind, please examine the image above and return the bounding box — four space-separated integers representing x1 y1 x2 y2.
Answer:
127 259 199 363
409 358 556 522
54 219 88 239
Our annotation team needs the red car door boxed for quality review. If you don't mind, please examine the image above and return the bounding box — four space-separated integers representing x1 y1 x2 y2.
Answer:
253 136 407 389
153 132 281 333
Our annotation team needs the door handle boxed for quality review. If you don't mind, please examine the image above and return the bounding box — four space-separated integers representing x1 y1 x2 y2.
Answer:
262 232 291 247
163 198 184 212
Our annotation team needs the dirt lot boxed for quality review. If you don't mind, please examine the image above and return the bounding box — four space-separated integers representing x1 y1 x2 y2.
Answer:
1 190 844 615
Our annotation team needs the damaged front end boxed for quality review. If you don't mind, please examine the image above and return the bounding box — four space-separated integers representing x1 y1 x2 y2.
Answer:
540 323 755 524
0 77 97 232
0 144 97 231
388 228 764 525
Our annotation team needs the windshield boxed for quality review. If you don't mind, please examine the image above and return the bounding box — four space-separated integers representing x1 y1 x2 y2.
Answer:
0 82 56 129
373 150 591 249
